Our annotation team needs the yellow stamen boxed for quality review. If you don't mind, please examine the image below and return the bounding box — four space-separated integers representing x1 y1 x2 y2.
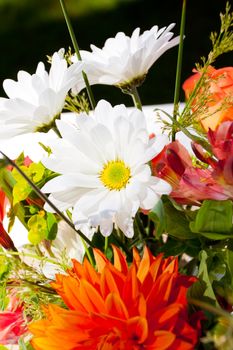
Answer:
100 160 131 190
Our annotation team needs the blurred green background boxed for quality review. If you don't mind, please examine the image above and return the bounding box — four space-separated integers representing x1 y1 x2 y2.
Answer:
0 0 232 106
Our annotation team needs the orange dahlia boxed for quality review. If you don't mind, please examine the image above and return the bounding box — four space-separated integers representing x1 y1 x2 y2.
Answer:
29 247 200 350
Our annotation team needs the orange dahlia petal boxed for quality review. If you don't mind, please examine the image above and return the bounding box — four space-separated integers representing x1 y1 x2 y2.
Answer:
29 247 200 350
137 246 153 283
148 330 176 349
100 264 126 299
150 304 182 332
112 245 128 274
51 275 83 311
146 273 175 312
79 279 106 313
132 246 141 268
127 316 148 343
94 248 109 272
122 263 139 302
170 339 197 350
100 266 121 297
105 292 129 319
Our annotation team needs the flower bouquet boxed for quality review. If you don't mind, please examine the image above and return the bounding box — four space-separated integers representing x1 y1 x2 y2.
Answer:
0 1 233 349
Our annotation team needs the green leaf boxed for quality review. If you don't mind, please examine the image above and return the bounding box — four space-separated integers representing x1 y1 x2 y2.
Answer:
19 338 35 350
190 200 233 240
29 162 45 182
163 201 196 239
148 199 165 237
46 213 58 241
225 249 233 290
12 203 27 229
28 213 47 245
12 162 45 205
13 180 31 205
0 168 15 201
0 256 11 280
15 152 26 167
198 250 219 306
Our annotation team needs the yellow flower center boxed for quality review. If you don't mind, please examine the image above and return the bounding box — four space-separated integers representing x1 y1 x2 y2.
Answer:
100 160 131 190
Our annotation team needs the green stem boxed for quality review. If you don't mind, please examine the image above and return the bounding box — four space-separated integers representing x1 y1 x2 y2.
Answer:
180 65 209 120
81 237 95 266
189 298 233 323
104 236 108 255
130 86 142 110
135 212 146 239
0 151 94 248
172 0 186 141
59 0 96 110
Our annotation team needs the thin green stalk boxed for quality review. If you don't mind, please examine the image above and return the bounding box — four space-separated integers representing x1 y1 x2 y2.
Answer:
113 228 132 258
180 65 209 119
0 251 61 266
59 0 96 110
172 0 186 141
154 108 212 153
130 86 142 110
0 151 94 248
81 237 95 266
104 236 108 255
20 279 56 294
189 298 233 322
135 212 146 239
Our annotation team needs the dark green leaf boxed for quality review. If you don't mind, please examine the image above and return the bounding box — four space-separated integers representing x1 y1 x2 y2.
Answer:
46 213 58 241
164 201 196 239
148 199 165 237
190 200 233 240
198 250 219 306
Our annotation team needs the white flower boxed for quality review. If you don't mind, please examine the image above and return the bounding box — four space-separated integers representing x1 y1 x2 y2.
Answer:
74 24 179 89
42 100 172 238
41 221 95 279
15 220 94 280
51 220 95 262
0 49 84 138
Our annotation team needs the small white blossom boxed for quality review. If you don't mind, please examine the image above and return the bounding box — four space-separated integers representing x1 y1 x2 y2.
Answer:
0 49 84 138
42 100 172 238
73 24 179 89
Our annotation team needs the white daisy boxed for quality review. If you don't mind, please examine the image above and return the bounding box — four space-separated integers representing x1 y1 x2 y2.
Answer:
73 24 179 90
0 49 84 138
42 100 171 238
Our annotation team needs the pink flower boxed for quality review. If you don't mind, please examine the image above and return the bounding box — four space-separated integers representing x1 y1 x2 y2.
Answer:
178 167 229 203
151 140 192 189
208 121 233 160
193 122 233 191
0 294 27 345
152 139 233 204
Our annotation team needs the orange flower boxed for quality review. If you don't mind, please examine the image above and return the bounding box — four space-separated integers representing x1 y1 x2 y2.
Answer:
183 66 233 131
29 246 201 350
